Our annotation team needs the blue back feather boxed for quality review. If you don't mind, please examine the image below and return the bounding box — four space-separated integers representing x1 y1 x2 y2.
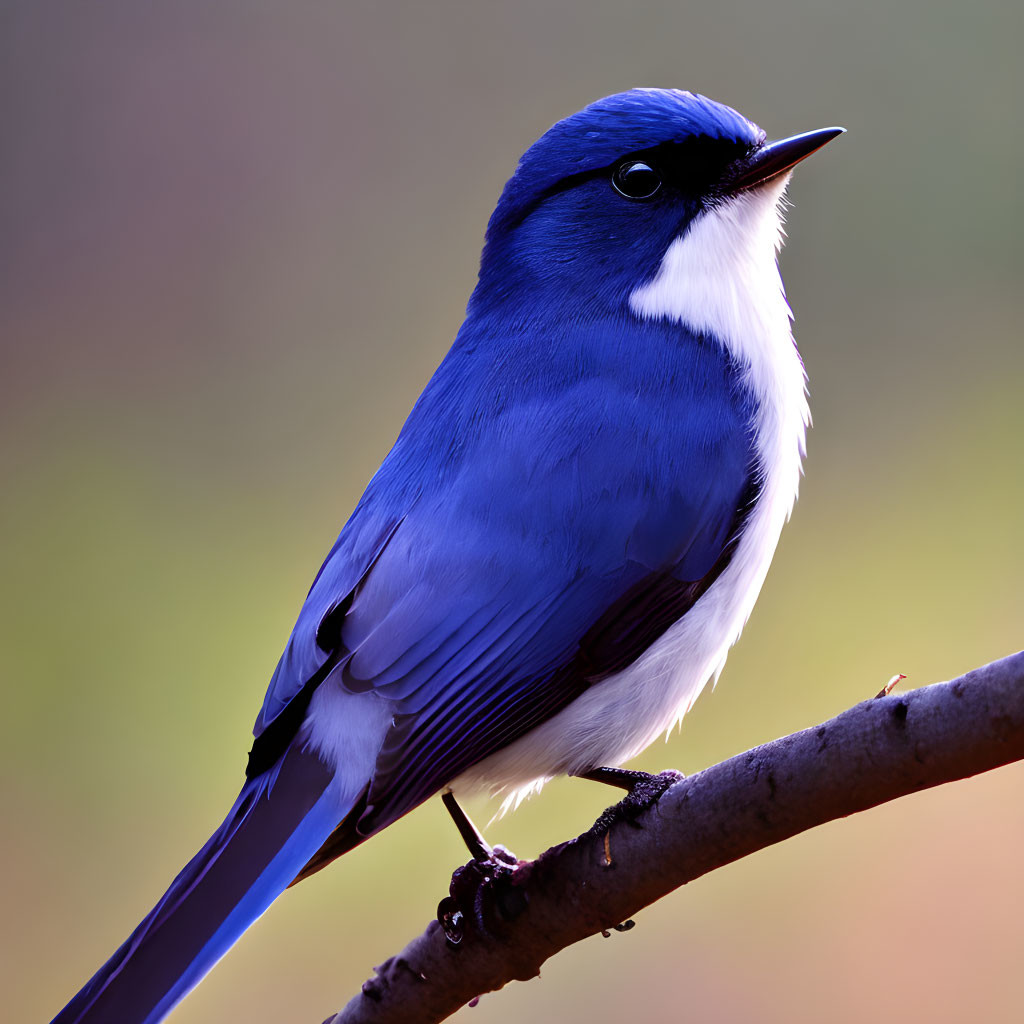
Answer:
255 307 758 829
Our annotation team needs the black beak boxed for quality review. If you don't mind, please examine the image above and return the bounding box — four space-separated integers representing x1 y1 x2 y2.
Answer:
730 126 845 192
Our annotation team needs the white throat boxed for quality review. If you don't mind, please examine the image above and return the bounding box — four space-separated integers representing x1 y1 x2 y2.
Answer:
629 175 808 432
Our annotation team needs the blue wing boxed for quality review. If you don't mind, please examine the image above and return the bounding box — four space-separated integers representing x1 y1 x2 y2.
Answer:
248 315 758 837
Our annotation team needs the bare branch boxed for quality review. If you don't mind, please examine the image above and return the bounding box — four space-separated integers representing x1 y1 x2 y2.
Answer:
323 651 1024 1024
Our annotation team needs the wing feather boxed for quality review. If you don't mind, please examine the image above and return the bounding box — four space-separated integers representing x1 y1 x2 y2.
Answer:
251 318 760 844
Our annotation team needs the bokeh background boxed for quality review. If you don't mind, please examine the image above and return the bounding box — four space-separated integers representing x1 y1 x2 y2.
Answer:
3 2 1022 1022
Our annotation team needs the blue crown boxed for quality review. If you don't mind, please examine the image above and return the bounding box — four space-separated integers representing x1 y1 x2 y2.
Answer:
488 89 764 235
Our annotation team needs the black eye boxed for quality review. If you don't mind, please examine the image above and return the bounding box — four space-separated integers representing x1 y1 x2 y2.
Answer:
611 160 662 200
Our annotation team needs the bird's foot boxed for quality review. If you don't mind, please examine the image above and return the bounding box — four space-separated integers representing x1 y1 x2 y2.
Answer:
437 844 526 946
584 768 686 836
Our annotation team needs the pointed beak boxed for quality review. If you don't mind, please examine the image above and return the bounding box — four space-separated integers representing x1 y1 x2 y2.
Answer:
730 126 845 192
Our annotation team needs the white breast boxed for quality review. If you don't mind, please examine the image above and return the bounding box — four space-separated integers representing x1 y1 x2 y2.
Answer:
455 175 809 811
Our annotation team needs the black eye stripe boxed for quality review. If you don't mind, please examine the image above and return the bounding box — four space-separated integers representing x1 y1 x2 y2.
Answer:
641 137 758 195
494 136 757 231
607 137 756 202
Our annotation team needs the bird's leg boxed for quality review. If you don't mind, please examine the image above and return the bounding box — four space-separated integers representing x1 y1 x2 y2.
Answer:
437 791 523 946
575 766 686 835
441 790 493 862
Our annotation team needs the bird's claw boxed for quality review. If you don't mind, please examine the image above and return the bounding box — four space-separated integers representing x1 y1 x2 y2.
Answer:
588 768 685 836
437 844 526 945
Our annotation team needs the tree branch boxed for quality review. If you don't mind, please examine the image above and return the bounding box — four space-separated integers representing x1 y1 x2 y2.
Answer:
323 651 1024 1024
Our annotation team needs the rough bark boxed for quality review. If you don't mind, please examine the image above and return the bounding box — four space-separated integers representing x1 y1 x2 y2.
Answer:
323 651 1024 1024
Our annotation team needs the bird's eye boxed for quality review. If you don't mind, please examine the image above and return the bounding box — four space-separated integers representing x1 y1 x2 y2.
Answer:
611 160 662 200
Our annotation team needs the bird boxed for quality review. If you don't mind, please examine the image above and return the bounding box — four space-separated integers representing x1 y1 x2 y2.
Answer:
52 88 842 1024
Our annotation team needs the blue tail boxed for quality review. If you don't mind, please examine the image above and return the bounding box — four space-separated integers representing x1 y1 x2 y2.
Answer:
52 745 347 1024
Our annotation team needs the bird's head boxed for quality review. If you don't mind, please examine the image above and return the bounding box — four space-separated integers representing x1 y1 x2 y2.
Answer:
472 89 842 324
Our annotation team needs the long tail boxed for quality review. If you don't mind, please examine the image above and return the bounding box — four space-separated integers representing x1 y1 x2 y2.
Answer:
52 744 349 1024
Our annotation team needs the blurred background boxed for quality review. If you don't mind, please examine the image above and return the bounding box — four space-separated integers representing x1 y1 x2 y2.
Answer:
2 2 1022 1022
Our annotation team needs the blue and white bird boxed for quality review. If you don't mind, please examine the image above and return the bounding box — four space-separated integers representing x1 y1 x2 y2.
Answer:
53 89 841 1023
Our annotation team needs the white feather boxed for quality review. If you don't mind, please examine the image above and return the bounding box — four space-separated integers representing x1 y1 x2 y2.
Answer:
453 175 809 810
305 674 393 805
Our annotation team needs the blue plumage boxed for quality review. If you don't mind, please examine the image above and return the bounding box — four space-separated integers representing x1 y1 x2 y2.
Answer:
342 315 757 830
258 313 756 779
489 89 762 231
53 89 841 1022
53 747 345 1024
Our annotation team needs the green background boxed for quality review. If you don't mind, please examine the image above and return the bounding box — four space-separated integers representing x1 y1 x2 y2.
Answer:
3 2 1022 1022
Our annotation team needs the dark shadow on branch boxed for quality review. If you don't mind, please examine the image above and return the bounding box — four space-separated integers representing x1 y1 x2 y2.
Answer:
323 651 1024 1024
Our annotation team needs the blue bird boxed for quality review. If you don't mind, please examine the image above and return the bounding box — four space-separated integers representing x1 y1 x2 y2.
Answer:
53 89 841 1023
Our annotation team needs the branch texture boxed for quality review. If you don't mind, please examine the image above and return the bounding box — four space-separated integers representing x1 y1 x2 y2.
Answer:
325 651 1024 1024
